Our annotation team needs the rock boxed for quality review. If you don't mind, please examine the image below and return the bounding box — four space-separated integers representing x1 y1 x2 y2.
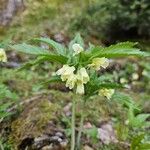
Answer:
0 0 24 26
97 122 117 145
84 145 94 150
63 102 72 116
83 122 93 129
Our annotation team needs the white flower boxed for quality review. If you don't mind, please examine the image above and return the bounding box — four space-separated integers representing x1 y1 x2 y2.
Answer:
88 57 109 70
72 43 83 55
0 48 7 62
132 73 139 80
120 78 128 84
142 70 148 76
98 88 115 99
56 65 75 81
66 74 77 89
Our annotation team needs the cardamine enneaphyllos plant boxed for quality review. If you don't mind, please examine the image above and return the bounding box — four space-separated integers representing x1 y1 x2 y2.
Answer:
10 34 149 150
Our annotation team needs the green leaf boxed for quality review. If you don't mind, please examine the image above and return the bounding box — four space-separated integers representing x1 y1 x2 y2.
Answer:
10 43 50 55
84 126 98 139
18 55 68 71
130 113 150 128
40 75 62 86
138 143 150 150
131 134 145 150
0 103 12 112
31 38 66 55
98 82 124 89
90 42 150 58
136 114 150 124
0 112 12 119
112 93 139 110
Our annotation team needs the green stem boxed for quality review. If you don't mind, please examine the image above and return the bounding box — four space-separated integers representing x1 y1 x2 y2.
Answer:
76 100 86 150
71 97 76 150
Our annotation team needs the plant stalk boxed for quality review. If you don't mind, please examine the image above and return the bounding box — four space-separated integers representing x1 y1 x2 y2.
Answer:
76 100 86 150
71 97 76 150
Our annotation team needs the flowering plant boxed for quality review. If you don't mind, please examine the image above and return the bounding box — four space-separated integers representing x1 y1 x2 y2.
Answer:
11 34 149 150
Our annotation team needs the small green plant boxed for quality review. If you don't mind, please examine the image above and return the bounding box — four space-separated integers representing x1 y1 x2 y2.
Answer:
0 83 18 121
11 34 149 149
0 49 18 121
0 139 12 150
130 134 150 150
127 106 150 128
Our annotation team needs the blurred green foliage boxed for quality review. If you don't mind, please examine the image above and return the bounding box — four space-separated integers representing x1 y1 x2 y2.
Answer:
71 0 150 43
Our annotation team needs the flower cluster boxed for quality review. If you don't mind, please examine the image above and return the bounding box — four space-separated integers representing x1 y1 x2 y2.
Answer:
56 43 114 98
56 65 89 94
0 48 7 62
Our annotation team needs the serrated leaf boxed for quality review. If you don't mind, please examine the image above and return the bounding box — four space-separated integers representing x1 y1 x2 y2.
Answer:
131 134 145 150
31 38 66 55
98 82 124 89
136 114 150 124
107 42 138 49
92 47 149 58
18 55 68 71
112 93 139 110
10 43 50 55
0 103 12 111
0 112 12 119
90 42 149 58
131 113 150 128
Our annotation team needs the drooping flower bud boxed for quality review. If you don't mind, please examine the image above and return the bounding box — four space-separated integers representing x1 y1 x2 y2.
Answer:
76 81 84 95
88 57 109 70
77 68 89 84
98 88 115 99
72 43 83 55
56 65 75 81
66 74 77 89
76 68 89 95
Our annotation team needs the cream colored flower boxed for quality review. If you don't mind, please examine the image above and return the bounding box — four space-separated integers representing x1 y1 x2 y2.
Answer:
0 48 7 62
88 57 109 70
76 81 84 95
120 78 128 84
77 68 89 84
56 66 89 95
66 74 77 89
76 68 89 94
56 65 75 81
72 43 83 55
132 73 139 80
98 88 115 99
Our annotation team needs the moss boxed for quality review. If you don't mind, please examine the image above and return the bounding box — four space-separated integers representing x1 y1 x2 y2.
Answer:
9 98 60 149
